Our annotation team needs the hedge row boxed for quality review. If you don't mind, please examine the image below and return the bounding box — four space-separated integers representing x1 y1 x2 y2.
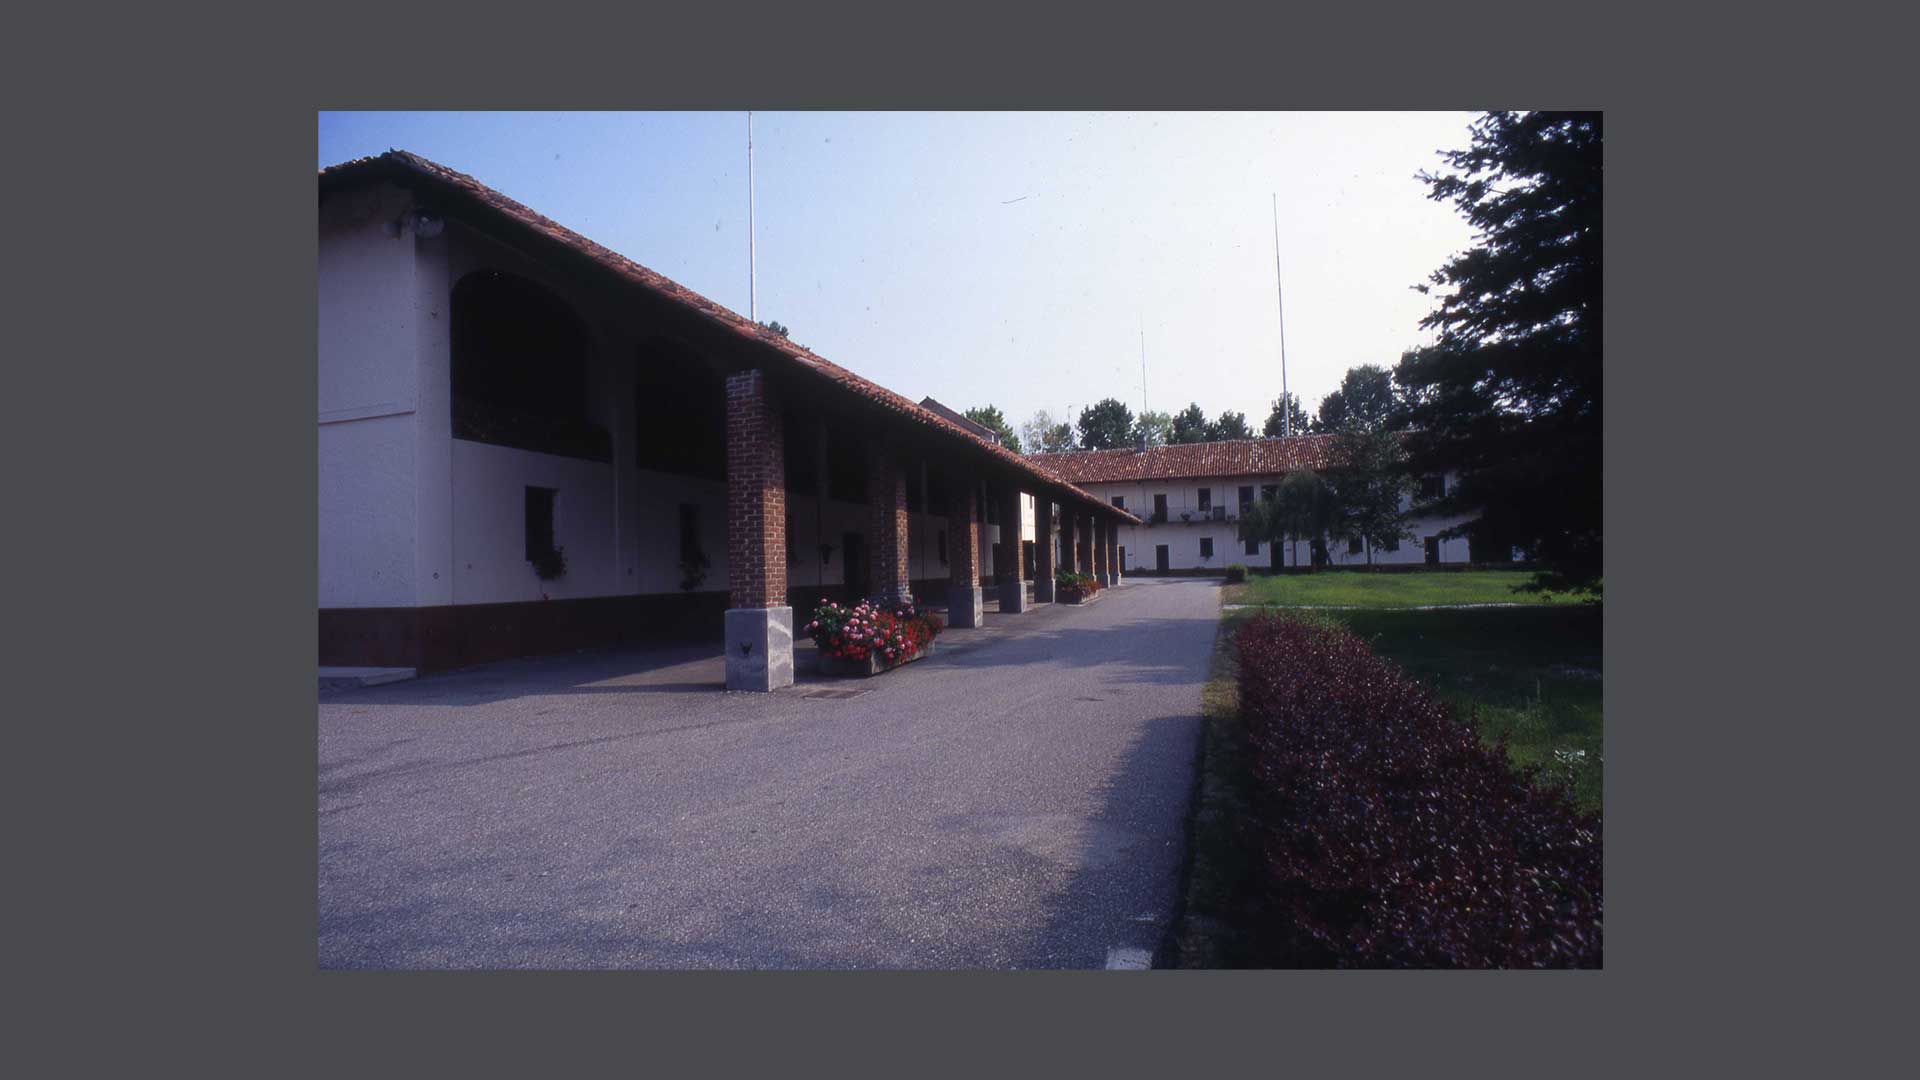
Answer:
1234 614 1602 967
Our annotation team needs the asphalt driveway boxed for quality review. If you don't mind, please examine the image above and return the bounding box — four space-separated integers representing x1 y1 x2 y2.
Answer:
318 576 1221 969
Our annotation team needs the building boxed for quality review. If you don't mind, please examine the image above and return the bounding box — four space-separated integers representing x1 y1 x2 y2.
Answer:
318 150 1135 688
1028 436 1490 573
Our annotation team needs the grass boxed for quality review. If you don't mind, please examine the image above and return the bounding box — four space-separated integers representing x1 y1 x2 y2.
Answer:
1227 568 1586 609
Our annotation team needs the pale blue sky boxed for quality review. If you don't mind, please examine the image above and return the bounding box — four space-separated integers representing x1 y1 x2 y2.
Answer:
320 111 1478 437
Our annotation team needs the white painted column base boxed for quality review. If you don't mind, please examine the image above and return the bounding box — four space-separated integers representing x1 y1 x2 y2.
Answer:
724 606 794 691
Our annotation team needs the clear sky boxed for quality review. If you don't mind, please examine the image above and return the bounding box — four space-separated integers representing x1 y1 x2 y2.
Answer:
320 111 1479 438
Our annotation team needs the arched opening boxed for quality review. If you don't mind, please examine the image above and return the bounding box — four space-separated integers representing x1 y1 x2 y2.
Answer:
450 270 607 460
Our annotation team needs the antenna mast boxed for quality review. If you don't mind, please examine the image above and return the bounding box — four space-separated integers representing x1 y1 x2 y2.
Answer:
1271 193 1290 437
748 111 757 322
1139 313 1148 420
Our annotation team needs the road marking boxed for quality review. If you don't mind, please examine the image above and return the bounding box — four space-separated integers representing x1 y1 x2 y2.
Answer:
1105 946 1153 970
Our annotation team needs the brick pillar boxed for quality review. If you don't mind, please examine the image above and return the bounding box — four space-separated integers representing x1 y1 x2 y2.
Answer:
997 485 1029 613
1093 517 1109 586
947 472 984 627
723 370 792 691
1059 511 1077 576
867 442 911 606
1033 496 1056 602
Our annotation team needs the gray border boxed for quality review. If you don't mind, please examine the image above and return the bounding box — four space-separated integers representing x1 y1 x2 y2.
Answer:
22 0 1869 1069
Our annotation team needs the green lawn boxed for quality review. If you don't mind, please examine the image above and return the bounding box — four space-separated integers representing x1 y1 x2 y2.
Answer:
1227 568 1585 608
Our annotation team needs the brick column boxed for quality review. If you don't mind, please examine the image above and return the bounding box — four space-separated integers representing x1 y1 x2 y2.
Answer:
723 369 792 691
1093 516 1109 585
947 472 984 627
1059 510 1077 576
1033 495 1056 602
997 485 1029 613
867 442 912 606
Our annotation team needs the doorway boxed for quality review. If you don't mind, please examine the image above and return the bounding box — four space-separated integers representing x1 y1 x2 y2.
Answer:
1155 545 1170 573
1424 536 1441 566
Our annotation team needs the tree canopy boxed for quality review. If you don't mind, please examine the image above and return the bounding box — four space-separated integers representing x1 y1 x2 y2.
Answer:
1264 393 1309 438
963 405 1021 452
1395 111 1602 592
1133 410 1172 448
1169 403 1211 445
1214 410 1253 441
1021 410 1076 454
1076 398 1136 450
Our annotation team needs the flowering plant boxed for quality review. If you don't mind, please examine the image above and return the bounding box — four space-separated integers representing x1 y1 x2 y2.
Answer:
1055 570 1102 602
803 598 944 666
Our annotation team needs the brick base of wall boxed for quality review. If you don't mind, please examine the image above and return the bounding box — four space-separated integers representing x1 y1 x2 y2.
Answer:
319 592 731 673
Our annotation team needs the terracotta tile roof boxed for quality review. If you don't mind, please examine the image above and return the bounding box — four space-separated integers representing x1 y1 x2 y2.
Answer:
1027 435 1351 484
318 150 1135 524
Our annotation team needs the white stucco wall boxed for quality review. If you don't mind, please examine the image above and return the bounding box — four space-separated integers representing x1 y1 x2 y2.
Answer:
1071 474 1481 573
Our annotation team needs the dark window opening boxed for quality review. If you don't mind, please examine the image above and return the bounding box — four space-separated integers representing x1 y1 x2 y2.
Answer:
1349 536 1364 555
1245 537 1260 556
1111 495 1125 509
1197 488 1212 513
636 340 728 480
1199 537 1214 559
525 487 558 561
1237 486 1254 514
1420 474 1446 500
1152 493 1168 522
1384 534 1400 552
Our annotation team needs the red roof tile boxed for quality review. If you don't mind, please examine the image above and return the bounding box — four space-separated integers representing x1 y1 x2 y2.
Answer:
319 151 1135 524
1027 436 1351 484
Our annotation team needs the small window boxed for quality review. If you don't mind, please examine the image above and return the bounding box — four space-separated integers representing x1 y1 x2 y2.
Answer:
525 486 558 561
1384 534 1400 553
1237 486 1254 513
1199 537 1214 559
1153 493 1168 521
1348 536 1364 555
1197 488 1212 513
1244 537 1259 556
1111 495 1125 509
1420 475 1446 500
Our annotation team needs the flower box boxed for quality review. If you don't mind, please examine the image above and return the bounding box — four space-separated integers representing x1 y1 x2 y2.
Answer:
816 638 937 677
803 598 945 679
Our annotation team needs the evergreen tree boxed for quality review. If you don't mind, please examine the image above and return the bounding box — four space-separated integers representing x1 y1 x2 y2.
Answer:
963 405 1022 452
1396 111 1602 592
1076 398 1136 450
1169 403 1211 444
1263 393 1309 437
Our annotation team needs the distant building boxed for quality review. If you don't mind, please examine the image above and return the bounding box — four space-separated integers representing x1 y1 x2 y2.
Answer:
1029 436 1498 573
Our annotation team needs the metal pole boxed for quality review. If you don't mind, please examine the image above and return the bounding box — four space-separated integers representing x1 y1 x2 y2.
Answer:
1272 193 1289 437
748 112 757 323
1139 313 1148 422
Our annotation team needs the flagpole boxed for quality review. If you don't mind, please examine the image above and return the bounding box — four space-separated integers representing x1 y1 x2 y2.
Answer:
748 111 757 323
1272 193 1289 437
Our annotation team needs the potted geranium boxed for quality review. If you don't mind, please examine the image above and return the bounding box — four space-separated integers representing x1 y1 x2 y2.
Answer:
1055 570 1103 604
804 597 945 677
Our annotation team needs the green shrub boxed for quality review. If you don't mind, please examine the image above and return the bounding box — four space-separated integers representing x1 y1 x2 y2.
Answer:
1225 564 1249 583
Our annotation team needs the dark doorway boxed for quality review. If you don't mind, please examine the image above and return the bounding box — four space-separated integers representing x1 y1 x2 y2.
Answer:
1424 536 1441 566
1270 539 1283 571
1155 545 1170 573
1118 546 1127 572
842 531 867 601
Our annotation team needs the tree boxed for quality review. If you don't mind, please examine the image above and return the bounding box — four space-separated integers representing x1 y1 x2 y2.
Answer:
1169 403 1211 444
1327 427 1412 564
963 405 1021 452
1396 111 1602 593
760 319 790 338
1022 409 1077 454
1133 410 1172 448
1312 389 1348 434
1240 470 1336 570
1213 410 1253 441
1077 398 1136 450
1263 393 1309 438
1336 365 1401 432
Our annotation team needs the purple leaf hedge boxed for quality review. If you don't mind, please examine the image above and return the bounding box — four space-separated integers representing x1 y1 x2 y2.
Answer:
1235 614 1602 967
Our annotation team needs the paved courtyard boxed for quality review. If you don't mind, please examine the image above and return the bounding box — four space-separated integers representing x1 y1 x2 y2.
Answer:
318 576 1221 969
